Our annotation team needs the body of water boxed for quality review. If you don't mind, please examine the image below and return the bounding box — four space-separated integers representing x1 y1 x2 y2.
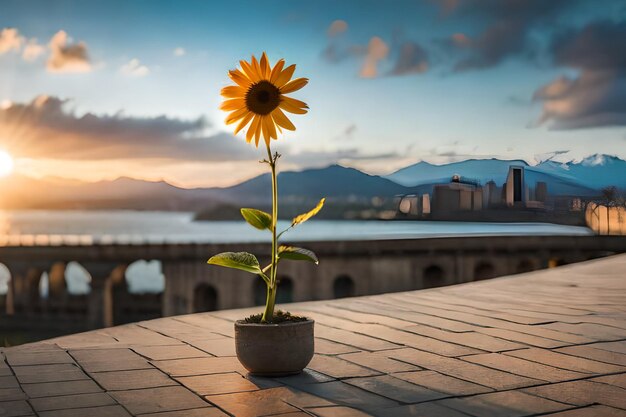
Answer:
0 210 592 247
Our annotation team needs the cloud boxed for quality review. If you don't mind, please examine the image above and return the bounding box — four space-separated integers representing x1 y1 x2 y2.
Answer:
534 21 626 129
0 95 259 162
0 28 23 54
327 20 348 37
47 30 91 73
360 37 389 78
173 47 186 57
120 58 150 77
284 148 398 168
434 0 569 71
22 39 45 61
390 41 429 75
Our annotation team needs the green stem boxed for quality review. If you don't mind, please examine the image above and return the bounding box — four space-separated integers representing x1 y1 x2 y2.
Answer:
261 143 278 322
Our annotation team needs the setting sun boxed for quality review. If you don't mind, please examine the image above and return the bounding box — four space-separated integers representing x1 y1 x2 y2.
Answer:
0 150 14 177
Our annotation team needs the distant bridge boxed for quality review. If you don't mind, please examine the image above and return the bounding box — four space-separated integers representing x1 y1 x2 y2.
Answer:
1 235 626 332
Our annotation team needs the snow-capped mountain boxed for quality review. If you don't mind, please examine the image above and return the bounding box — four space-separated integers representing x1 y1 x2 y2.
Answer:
536 154 626 190
386 154 626 193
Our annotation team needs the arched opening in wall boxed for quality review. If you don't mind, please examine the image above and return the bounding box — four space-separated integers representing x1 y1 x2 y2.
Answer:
253 278 266 306
115 260 164 325
0 263 10 312
63 262 91 315
423 265 445 289
516 259 534 274
276 276 294 304
474 262 495 281
193 284 218 312
333 275 355 299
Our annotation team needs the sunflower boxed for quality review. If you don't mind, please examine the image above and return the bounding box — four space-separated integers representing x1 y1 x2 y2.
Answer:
220 52 309 147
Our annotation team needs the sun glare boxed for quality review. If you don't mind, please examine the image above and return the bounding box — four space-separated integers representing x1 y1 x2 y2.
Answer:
0 150 14 177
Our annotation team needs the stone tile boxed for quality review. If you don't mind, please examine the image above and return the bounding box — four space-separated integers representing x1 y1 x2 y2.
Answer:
5 350 75 366
277 368 335 386
441 390 572 417
505 348 626 374
315 326 400 351
315 339 360 355
404 325 525 352
523 380 626 410
476 328 567 349
392 370 492 396
38 405 132 417
135 408 228 417
152 356 246 377
0 376 19 389
309 406 374 417
386 348 542 390
189 338 236 357
370 402 474 417
0 400 34 417
0 388 26 401
591 341 626 355
591 373 626 389
90 368 177 390
207 387 332 417
21 379 102 398
308 355 381 379
30 392 117 412
345 375 447 403
133 345 210 361
556 345 626 366
71 348 152 372
178 372 259 395
111 386 209 415
540 405 626 417
542 322 626 341
339 351 420 373
462 352 586 382
295 381 398 410
12 363 89 384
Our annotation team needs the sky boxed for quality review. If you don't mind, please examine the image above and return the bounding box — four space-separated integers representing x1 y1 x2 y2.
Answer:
0 0 625 187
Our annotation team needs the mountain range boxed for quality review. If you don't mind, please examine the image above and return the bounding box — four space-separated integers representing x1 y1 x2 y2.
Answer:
1 154 624 210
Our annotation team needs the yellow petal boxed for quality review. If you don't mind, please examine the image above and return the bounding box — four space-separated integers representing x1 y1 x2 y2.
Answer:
254 116 263 147
234 111 254 135
275 64 296 87
270 59 285 83
221 85 246 98
239 59 259 83
251 55 262 80
261 116 271 146
280 77 308 94
225 107 249 125
228 69 251 88
247 115 261 143
280 96 309 114
260 52 270 79
267 115 277 139
220 99 245 111
271 108 296 131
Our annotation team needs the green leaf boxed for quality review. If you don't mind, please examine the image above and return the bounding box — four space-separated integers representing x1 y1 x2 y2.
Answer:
240 208 272 230
278 245 319 264
292 198 325 227
207 252 263 274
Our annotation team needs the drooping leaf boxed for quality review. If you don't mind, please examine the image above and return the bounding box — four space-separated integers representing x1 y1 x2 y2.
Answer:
207 252 263 274
240 208 272 230
292 198 325 227
278 245 319 264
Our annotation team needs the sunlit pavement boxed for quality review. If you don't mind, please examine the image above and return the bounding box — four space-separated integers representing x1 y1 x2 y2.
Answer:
2 255 626 417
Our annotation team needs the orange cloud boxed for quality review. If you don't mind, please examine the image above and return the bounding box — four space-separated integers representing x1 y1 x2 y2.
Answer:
47 30 91 73
360 37 389 78
0 28 23 54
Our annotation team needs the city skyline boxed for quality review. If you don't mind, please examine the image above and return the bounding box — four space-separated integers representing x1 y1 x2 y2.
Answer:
1 0 625 187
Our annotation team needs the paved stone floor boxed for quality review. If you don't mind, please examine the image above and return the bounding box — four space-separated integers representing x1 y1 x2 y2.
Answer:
2 255 626 417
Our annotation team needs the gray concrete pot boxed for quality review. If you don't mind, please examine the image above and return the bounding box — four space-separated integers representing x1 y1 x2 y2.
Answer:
234 319 314 376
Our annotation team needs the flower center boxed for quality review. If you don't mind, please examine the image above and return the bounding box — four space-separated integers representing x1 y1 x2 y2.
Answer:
245 81 280 115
